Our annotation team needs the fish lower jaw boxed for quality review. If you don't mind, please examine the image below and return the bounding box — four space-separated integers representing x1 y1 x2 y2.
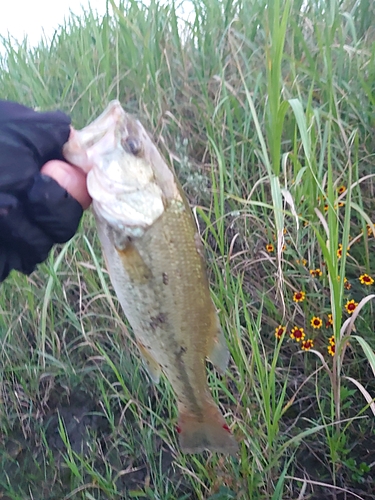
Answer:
93 200 160 236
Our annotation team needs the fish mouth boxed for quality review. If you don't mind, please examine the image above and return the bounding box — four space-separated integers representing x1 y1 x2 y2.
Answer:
79 101 126 146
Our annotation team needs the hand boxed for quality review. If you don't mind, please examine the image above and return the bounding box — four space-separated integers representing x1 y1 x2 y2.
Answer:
0 101 91 282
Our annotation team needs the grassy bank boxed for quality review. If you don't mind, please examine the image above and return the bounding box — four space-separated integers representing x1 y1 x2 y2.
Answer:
1 0 375 498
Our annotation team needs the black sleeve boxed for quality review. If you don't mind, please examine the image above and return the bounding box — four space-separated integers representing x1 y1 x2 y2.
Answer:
0 101 83 281
0 101 71 192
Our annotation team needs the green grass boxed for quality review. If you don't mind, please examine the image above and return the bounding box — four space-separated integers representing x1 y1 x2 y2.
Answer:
1 0 375 498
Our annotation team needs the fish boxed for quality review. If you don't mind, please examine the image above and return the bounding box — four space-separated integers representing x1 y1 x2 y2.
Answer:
63 101 238 455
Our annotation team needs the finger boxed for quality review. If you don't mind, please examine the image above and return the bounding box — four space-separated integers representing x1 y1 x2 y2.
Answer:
41 160 92 209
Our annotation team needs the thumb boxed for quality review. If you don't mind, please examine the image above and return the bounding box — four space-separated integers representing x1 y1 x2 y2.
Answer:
41 160 92 210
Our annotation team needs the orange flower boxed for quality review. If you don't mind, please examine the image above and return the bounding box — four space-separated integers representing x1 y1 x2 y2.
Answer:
293 291 306 303
310 316 323 329
290 326 305 342
274 325 286 340
301 339 314 351
359 274 374 286
345 299 358 315
266 243 274 253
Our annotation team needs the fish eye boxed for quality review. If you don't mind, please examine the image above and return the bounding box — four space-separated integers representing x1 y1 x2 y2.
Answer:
123 136 143 156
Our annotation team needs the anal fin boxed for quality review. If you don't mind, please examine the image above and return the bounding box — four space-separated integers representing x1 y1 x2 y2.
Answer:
207 319 230 373
137 341 162 383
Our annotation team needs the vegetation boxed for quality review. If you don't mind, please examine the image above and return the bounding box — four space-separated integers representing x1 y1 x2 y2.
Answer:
1 0 375 498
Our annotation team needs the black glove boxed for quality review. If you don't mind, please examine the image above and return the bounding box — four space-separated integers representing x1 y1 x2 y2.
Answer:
0 101 83 282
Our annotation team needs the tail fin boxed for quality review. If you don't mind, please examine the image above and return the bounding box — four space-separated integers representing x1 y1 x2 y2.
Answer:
177 404 238 455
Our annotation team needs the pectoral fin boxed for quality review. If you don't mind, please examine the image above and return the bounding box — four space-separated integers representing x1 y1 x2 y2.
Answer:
137 341 162 383
207 320 230 373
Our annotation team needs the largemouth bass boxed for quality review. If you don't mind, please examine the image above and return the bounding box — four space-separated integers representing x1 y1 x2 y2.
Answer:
63 101 238 454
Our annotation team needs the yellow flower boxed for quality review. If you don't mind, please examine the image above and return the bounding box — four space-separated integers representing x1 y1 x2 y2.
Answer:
301 339 314 351
290 326 305 342
327 344 336 356
293 291 306 303
345 299 358 315
337 185 346 195
274 325 286 340
310 316 323 329
310 268 322 278
359 274 374 286
326 314 333 327
337 244 343 259
266 243 274 253
296 258 307 266
328 335 335 346
337 243 349 259
337 275 348 284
